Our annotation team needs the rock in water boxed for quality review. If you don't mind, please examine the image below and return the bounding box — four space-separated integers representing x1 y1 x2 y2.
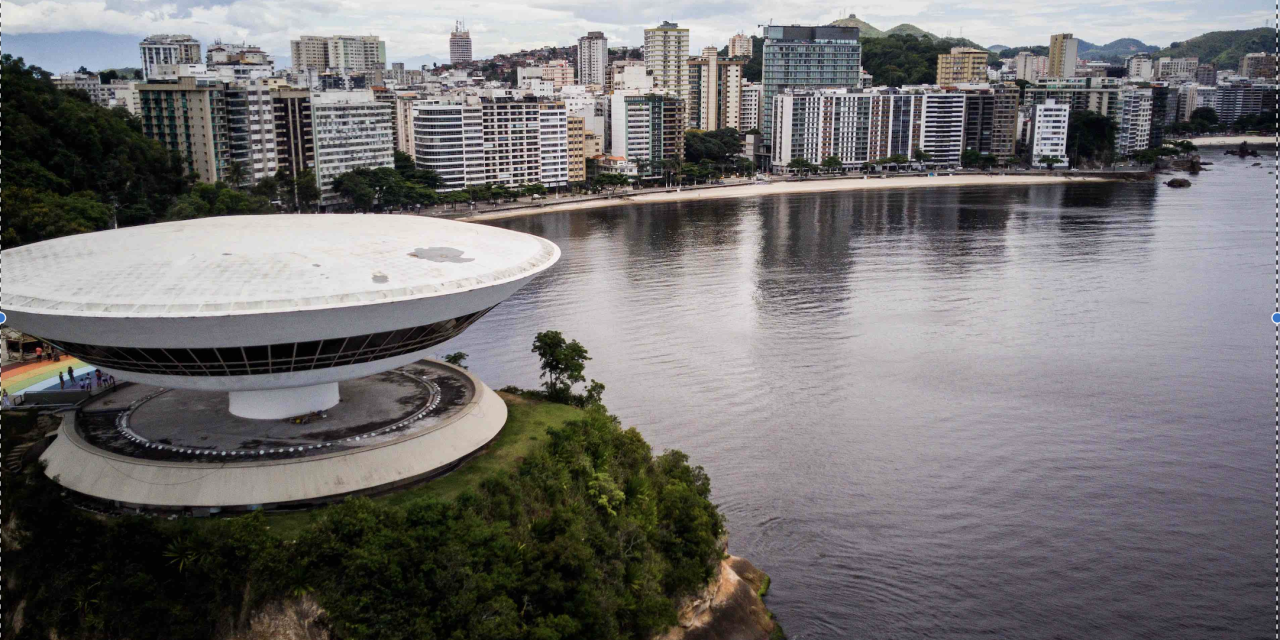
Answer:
1165 178 1192 188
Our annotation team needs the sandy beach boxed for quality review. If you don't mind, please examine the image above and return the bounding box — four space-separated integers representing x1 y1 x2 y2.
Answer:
1169 135 1278 147
467 174 1127 221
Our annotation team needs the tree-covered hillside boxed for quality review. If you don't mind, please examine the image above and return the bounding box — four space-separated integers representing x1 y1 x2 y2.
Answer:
4 396 727 640
2 54 190 246
2 54 280 248
1154 28 1275 69
862 34 986 86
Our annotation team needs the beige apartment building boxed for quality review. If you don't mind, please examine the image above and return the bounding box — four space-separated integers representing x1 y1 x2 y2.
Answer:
138 77 230 183
644 21 691 110
937 47 989 85
568 116 586 183
688 48 745 131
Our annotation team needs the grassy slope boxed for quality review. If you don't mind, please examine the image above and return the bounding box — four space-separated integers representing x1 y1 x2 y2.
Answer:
262 393 584 539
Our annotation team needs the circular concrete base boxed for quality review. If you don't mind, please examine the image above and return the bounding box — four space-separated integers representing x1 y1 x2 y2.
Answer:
40 360 506 512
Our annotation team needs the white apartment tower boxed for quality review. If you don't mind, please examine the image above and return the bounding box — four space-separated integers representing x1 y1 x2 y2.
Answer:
740 81 763 131
290 35 386 72
918 93 967 166
451 22 473 65
1031 99 1069 167
309 90 395 206
139 34 202 80
224 79 280 186
729 33 753 58
1014 51 1049 83
578 32 608 87
411 101 485 190
1116 87 1153 156
644 22 691 108
1125 54 1154 81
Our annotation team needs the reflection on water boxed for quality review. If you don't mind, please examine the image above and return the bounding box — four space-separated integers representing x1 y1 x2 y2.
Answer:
446 164 1269 639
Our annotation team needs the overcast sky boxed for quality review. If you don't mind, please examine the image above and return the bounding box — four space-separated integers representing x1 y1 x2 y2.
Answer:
5 0 1272 63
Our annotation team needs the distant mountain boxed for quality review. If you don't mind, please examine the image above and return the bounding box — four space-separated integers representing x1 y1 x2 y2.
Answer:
1078 38 1159 61
1154 28 1275 69
393 53 448 69
988 45 1009 53
885 24 939 40
5 31 144 73
828 14 986 49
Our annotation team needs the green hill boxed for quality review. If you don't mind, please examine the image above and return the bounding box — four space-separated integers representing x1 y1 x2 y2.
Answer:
828 15 987 50
886 24 939 40
829 14 885 38
1154 28 1275 69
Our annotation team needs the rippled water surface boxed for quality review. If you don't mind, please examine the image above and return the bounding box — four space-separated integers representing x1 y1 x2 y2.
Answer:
441 160 1273 639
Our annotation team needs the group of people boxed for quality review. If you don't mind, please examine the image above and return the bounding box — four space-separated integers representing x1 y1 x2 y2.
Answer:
58 366 115 391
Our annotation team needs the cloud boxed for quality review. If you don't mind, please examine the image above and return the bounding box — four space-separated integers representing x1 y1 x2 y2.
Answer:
1 0 1266 63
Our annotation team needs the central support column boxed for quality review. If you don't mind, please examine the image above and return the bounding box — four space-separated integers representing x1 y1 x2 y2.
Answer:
228 382 340 420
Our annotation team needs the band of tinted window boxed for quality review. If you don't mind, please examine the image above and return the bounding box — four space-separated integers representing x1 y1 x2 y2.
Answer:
41 307 493 377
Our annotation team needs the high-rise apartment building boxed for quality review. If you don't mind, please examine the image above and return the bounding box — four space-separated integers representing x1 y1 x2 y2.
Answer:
937 47 989 85
771 88 931 169
309 90 394 206
1024 77 1124 116
1215 82 1279 123
290 35 386 73
578 32 609 87
761 25 862 153
451 22 473 65
1115 87 1153 156
1240 53 1278 80
610 60 653 92
537 102 570 187
740 81 763 131
1030 99 1069 167
1014 52 1049 82
644 22 691 110
412 96 569 189
139 34 202 80
610 93 685 178
729 33 753 58
1195 64 1217 85
1155 57 1199 81
1048 34 1079 78
138 77 229 182
959 84 1019 159
224 78 279 185
1176 83 1217 121
272 89 315 189
394 93 418 154
568 116 587 182
542 60 576 88
688 48 745 131
1125 54 1153 81
917 93 967 166
411 101 485 190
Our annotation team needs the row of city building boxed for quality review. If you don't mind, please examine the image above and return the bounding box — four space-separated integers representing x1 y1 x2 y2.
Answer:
51 25 1278 207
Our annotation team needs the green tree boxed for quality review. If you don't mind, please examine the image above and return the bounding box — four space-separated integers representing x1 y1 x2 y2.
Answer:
294 170 321 212
912 147 931 163
1066 110 1118 167
521 182 548 197
821 156 844 173
1038 155 1062 170
443 351 468 368
1189 106 1218 126
961 149 983 168
531 330 591 403
223 160 247 189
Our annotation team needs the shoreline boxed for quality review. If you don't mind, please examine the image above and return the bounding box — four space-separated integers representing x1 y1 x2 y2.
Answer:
1169 134 1278 147
466 174 1134 222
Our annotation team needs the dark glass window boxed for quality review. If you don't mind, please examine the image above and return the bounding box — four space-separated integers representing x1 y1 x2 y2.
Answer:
42 307 494 377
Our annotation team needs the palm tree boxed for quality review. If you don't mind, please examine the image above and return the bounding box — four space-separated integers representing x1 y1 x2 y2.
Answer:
223 160 247 189
663 157 683 187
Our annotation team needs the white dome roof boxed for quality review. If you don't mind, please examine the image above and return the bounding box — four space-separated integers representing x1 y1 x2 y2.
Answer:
2 214 559 318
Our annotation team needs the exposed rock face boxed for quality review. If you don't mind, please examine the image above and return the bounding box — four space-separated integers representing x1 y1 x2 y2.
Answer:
219 596 330 640
1166 178 1192 188
654 556 780 640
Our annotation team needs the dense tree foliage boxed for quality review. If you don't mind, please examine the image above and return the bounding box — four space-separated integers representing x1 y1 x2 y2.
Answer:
684 128 744 165
4 339 724 640
2 54 189 246
1066 110 1118 166
743 36 764 82
861 35 980 87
